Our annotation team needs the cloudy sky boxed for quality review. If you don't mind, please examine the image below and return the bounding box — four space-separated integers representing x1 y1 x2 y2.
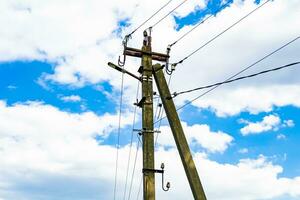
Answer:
0 0 300 199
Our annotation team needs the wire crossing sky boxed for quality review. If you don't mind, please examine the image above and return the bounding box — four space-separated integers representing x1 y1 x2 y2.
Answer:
172 0 271 66
171 61 300 97
126 0 174 37
154 36 300 124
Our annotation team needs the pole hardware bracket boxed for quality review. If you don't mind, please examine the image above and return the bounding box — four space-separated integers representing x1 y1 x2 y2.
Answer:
134 97 146 108
133 128 161 136
138 66 143 74
142 163 170 192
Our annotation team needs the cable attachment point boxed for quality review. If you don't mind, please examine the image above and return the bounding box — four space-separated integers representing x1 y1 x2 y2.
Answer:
148 26 152 36
160 163 171 192
118 35 131 67
134 97 146 108
165 45 174 75
166 92 177 100
142 163 170 192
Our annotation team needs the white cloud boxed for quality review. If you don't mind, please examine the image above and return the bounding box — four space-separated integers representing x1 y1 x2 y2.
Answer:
186 85 300 117
0 100 137 199
277 134 286 140
283 119 295 128
240 114 281 135
60 95 82 102
174 0 206 18
7 85 17 90
240 114 294 136
156 150 300 200
168 0 300 116
0 101 299 199
0 100 133 141
158 122 234 153
1 0 299 116
238 148 248 154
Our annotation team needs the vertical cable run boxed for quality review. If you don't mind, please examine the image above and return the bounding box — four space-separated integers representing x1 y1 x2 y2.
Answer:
113 67 125 200
127 137 142 200
123 82 140 200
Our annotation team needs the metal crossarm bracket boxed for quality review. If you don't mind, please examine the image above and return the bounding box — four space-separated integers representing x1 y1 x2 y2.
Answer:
142 168 163 174
124 47 169 62
133 129 161 133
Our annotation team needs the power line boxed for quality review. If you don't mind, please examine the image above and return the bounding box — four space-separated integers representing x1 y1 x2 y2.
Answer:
123 82 140 200
127 0 174 37
150 0 189 29
170 15 213 47
154 36 300 125
172 0 271 66
136 175 143 200
169 0 233 47
113 66 125 200
171 62 300 98
127 137 141 200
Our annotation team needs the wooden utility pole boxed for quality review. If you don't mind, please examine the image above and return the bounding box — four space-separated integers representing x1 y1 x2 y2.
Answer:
108 31 206 200
141 30 155 200
153 63 207 200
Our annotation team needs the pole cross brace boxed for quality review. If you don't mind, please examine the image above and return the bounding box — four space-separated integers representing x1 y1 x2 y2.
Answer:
107 62 141 81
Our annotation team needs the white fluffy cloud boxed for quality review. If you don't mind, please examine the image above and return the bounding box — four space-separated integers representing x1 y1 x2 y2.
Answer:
60 95 82 102
0 100 133 140
155 150 300 200
240 114 294 135
1 0 299 116
240 114 281 135
183 85 300 117
157 122 233 153
0 100 137 199
168 0 300 116
238 148 249 154
0 101 300 200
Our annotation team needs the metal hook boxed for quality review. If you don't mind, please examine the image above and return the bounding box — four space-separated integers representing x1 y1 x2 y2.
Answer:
160 163 170 192
118 34 131 67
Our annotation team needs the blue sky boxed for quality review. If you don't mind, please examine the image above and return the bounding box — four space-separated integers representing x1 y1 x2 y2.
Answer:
0 0 300 200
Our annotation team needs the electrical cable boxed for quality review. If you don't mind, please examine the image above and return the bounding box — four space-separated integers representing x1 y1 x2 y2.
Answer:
172 0 271 67
123 82 140 200
169 0 234 47
136 175 143 200
150 0 189 29
127 137 141 200
172 61 300 97
127 0 174 37
170 15 213 47
113 66 125 200
154 36 300 125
